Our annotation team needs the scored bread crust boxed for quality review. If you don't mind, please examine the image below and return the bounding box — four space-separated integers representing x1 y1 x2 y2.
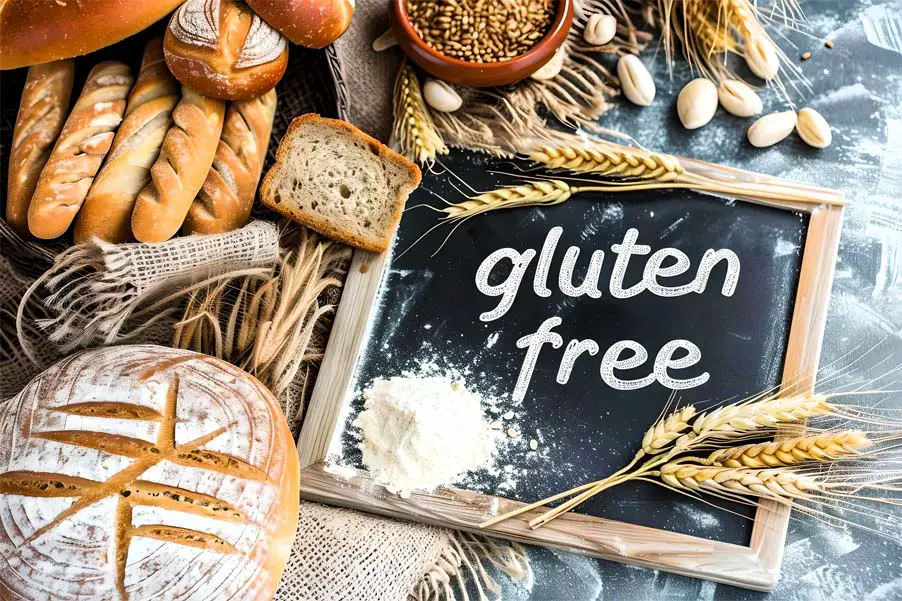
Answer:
27 61 133 240
5 59 75 236
164 0 288 101
0 345 299 601
183 89 277 235
74 39 180 244
131 87 226 242
259 113 422 253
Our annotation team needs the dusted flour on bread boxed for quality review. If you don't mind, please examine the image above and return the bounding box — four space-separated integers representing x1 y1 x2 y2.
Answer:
0 345 299 601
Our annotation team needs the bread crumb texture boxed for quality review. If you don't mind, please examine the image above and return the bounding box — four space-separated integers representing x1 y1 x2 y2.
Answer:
263 115 420 252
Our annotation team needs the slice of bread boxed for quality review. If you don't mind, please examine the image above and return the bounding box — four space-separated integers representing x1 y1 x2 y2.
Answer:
260 114 421 252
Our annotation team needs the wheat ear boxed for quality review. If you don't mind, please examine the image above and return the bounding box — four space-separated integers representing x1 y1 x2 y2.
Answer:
659 462 823 500
642 405 697 455
392 61 447 165
689 394 834 441
529 144 686 181
443 180 574 221
705 431 872 468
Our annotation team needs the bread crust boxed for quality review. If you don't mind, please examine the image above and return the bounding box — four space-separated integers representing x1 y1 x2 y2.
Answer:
164 0 288 100
131 87 226 243
74 39 180 244
0 0 186 70
245 0 354 48
27 61 133 240
184 89 277 235
0 345 300 601
259 113 421 253
5 60 75 236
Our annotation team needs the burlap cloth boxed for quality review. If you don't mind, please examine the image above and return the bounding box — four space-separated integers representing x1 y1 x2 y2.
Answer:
0 8 531 598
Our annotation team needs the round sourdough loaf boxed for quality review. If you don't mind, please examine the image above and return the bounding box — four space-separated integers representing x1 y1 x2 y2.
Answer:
0 345 299 601
164 0 288 100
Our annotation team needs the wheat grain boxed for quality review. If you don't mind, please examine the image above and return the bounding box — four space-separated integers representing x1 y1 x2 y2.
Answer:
660 462 823 499
688 394 833 441
528 144 685 181
392 61 448 165
642 405 697 455
705 431 871 468
442 180 573 221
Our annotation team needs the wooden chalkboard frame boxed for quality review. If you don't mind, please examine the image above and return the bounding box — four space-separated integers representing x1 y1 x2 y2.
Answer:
296 161 845 592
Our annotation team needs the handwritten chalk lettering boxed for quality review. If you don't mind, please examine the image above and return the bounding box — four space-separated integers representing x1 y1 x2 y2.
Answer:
475 227 741 322
559 246 604 299
513 318 710 402
534 226 562 298
514 317 564 404
475 247 537 321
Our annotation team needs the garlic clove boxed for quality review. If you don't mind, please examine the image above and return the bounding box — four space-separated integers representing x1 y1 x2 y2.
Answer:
744 34 780 81
717 80 763 117
617 54 655 106
583 13 617 46
372 29 398 52
530 47 566 81
677 78 718 129
747 110 797 148
796 108 832 148
423 78 463 113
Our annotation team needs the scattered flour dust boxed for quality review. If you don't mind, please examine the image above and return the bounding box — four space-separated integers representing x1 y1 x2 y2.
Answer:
356 376 496 496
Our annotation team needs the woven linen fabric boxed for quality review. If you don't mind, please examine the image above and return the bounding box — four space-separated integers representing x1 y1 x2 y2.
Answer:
276 502 450 601
330 0 402 140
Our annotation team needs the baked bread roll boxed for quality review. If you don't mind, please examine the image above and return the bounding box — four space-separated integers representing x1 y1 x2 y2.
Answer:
131 87 226 242
164 0 288 101
0 0 186 70
245 0 354 48
27 61 133 240
183 90 277 234
74 40 180 244
5 60 75 236
0 345 299 601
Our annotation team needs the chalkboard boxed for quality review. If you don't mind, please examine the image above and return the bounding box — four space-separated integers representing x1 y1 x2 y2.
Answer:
298 150 845 591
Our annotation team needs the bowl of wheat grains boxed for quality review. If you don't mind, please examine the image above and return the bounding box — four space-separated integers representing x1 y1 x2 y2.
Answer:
391 0 574 87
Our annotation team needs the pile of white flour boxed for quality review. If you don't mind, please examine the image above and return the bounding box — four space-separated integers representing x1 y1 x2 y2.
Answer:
356 376 495 496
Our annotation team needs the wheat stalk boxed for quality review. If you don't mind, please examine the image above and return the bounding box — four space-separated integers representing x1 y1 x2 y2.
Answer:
392 61 447 165
705 431 872 468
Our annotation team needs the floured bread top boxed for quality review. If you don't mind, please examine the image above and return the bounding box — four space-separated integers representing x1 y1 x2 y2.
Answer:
169 0 287 69
0 345 299 601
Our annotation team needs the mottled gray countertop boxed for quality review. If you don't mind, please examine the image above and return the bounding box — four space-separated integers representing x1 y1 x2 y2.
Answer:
503 1 902 599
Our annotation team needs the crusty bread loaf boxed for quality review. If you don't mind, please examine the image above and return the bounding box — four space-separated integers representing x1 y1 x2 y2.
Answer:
131 87 226 242
0 345 299 601
246 0 354 48
5 60 75 236
74 39 180 244
27 61 133 240
184 90 277 235
0 0 186 70
164 0 288 100
260 114 421 252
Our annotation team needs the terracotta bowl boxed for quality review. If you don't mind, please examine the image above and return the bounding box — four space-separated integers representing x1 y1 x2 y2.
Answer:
390 0 574 88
